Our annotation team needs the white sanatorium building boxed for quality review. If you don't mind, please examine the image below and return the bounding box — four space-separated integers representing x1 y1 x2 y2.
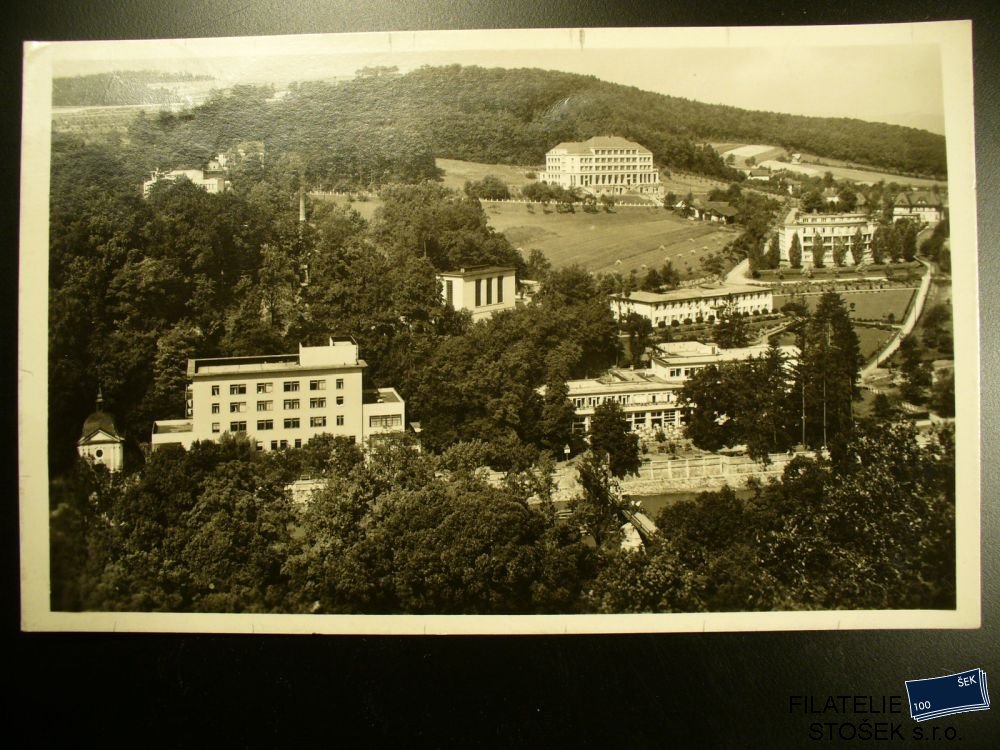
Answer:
544 136 660 196
608 285 774 327
151 338 405 451
437 266 517 321
565 341 797 435
777 208 878 268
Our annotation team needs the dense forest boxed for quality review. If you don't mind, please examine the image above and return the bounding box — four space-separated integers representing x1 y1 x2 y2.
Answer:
53 71 213 107
51 420 954 614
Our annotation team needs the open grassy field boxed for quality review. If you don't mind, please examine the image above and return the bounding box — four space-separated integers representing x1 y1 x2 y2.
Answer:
773 288 916 322
796 159 945 189
312 193 383 222
482 202 737 276
436 158 541 193
659 171 728 198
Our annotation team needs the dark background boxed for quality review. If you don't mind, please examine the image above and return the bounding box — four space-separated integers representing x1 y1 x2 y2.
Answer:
6 2 998 746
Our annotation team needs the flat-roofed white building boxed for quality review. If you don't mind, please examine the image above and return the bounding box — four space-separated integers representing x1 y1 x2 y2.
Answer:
561 341 797 437
608 285 774 327
650 340 798 383
778 207 877 267
544 136 660 196
151 338 405 451
564 369 683 435
142 161 228 197
438 266 517 321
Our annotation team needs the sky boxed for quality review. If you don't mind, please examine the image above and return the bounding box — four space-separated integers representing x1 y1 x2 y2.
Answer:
48 27 946 133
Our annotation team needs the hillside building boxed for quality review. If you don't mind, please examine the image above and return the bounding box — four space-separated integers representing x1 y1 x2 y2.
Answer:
562 342 795 436
893 191 945 225
777 207 877 267
437 266 517 321
608 285 773 327
544 136 660 196
151 338 405 452
142 157 229 198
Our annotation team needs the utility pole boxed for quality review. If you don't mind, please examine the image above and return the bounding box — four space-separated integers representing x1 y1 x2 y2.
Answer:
822 323 829 450
800 371 806 448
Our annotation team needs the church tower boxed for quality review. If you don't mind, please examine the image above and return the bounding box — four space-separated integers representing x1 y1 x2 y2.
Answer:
76 389 124 473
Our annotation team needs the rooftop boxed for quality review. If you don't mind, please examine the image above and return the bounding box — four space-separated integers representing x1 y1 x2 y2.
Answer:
549 136 650 154
438 265 516 278
363 387 402 404
895 191 944 208
702 201 739 217
152 419 194 434
783 207 873 226
611 285 771 304
652 343 798 367
566 369 676 396
190 339 364 376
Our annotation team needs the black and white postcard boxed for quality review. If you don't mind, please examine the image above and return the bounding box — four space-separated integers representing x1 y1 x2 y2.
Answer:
18 23 980 633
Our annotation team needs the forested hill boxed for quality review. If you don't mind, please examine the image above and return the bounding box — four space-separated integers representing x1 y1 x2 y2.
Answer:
53 71 213 107
117 65 945 187
363 65 946 178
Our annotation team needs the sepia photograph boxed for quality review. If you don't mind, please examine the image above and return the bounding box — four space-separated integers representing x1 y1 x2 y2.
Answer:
18 23 980 633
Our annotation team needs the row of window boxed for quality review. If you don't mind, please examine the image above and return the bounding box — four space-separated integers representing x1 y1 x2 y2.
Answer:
667 366 705 378
210 379 344 397
643 296 769 311
213 415 345 433
213 397 344 414
473 276 505 307
572 391 676 409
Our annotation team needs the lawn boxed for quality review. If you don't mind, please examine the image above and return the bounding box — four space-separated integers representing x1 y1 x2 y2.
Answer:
793 158 945 189
773 288 916 323
436 158 541 193
775 322 895 364
483 202 737 276
854 325 897 361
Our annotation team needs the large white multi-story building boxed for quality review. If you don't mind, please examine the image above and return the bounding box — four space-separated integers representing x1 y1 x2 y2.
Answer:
608 285 774 328
544 136 660 196
777 207 877 267
437 266 517 321
151 338 405 452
